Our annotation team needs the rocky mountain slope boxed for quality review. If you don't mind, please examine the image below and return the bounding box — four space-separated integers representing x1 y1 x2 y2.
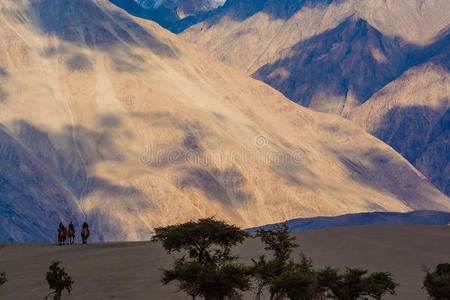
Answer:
182 0 449 76
180 0 450 195
347 47 449 195
109 0 225 33
0 0 448 242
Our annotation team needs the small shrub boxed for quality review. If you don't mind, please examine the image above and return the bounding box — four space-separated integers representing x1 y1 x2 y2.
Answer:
0 272 6 287
45 262 73 300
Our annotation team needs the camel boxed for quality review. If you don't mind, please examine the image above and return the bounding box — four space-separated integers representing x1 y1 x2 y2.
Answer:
67 228 75 244
57 228 67 246
81 227 90 244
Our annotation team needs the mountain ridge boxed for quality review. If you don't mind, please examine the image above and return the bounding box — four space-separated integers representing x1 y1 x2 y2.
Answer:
247 210 450 233
0 0 448 242
179 0 450 196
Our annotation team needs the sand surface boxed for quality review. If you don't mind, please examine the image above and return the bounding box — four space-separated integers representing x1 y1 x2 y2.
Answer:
0 225 449 299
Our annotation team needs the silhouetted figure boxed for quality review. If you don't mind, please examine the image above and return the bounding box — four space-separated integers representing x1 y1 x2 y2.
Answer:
81 222 90 244
57 222 67 246
67 222 76 245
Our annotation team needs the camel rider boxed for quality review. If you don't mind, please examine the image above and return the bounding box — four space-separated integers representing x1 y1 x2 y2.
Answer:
68 221 75 233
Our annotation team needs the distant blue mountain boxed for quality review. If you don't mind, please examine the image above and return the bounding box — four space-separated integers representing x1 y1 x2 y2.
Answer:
247 211 450 233
109 0 225 33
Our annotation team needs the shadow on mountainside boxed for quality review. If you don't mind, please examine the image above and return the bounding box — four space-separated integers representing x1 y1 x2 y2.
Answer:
201 0 345 31
109 0 342 33
0 125 84 242
21 0 179 58
252 17 450 114
0 67 9 103
373 105 450 196
0 119 150 242
320 135 448 211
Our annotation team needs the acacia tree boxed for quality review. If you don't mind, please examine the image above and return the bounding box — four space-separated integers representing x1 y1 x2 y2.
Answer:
251 223 320 300
269 255 320 300
45 262 73 300
365 272 398 300
317 267 397 300
256 223 299 263
423 263 450 300
152 217 251 300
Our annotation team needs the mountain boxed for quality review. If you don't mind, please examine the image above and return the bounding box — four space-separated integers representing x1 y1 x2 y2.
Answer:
182 0 449 75
347 46 450 194
0 0 448 242
180 0 450 195
248 210 450 232
109 0 226 33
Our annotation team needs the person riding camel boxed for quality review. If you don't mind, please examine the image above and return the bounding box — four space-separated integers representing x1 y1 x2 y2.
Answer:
68 221 75 232
81 221 90 244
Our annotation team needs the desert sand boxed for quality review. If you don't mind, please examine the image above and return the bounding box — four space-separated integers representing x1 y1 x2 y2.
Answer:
0 225 449 299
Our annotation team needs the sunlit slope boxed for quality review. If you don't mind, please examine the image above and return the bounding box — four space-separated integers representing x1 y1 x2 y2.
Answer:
0 0 447 241
181 0 450 196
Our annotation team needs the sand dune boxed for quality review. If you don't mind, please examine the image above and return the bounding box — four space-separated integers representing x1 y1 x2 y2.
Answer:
0 225 449 299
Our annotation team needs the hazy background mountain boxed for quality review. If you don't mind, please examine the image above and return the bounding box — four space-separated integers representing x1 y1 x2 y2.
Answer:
0 0 448 242
248 210 450 233
177 0 450 196
109 0 226 32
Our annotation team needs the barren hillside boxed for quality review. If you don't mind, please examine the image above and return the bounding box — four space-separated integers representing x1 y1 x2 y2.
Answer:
0 0 448 242
180 0 450 195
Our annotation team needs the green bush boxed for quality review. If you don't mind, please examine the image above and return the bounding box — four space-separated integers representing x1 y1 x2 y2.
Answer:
45 262 73 300
423 263 450 300
317 267 397 300
0 272 6 287
251 223 320 300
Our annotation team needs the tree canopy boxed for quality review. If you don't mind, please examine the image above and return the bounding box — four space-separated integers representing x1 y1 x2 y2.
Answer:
154 220 399 300
251 223 319 300
0 272 6 287
152 217 249 264
152 217 251 300
423 263 450 300
317 267 397 300
45 262 73 300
